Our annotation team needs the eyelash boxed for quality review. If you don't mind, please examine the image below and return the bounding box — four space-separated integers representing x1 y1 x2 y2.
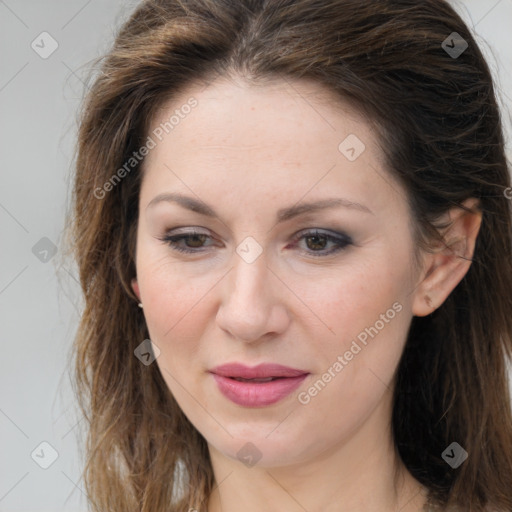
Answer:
158 228 353 257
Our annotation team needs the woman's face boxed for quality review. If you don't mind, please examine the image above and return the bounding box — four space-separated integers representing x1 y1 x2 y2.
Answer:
133 76 423 468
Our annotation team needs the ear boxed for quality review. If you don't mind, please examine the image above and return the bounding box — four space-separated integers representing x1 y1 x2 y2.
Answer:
131 277 141 301
412 198 482 317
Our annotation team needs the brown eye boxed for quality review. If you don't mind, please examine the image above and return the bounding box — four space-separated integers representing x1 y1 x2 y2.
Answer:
159 228 352 257
159 229 214 254
291 229 352 257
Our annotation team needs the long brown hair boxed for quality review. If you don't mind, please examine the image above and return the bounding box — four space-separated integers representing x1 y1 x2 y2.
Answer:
66 1 512 510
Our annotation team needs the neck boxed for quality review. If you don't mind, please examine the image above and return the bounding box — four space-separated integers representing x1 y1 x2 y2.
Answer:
206 390 428 512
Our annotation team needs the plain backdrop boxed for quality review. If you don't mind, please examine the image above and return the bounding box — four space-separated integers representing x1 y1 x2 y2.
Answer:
1 1 511 511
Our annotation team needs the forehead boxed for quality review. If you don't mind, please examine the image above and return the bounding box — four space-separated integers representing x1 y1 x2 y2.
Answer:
139 76 407 225
144 76 384 171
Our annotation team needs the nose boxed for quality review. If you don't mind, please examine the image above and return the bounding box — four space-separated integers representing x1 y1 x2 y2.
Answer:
215 249 290 343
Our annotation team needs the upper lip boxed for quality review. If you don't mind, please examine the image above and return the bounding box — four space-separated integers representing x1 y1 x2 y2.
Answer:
210 363 309 379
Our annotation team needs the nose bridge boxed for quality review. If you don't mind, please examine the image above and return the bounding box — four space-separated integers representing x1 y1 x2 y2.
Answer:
216 246 286 341
228 231 270 296
228 248 271 312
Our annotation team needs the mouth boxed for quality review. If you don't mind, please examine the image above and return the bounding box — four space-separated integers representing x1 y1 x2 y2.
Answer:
210 362 309 379
209 363 309 407
229 376 284 382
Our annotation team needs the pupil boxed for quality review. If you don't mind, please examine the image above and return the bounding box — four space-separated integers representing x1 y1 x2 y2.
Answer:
188 235 206 247
307 234 326 250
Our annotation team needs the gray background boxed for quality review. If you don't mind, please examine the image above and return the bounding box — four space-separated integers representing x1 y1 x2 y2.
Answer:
1 1 511 511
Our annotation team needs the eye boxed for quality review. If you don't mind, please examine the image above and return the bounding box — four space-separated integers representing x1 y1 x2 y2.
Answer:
158 227 353 257
158 228 215 254
288 229 353 257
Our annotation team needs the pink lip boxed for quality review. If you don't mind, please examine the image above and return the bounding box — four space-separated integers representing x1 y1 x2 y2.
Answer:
209 363 309 407
210 362 308 379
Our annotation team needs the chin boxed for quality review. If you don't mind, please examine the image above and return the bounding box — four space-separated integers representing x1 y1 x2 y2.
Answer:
207 427 315 469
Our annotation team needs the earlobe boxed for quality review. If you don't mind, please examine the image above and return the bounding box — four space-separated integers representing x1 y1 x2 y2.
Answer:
131 278 141 301
412 198 482 317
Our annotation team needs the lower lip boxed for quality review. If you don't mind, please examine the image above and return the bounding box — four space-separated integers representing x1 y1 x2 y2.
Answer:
211 373 309 407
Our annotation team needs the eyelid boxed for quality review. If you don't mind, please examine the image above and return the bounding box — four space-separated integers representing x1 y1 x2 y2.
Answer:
291 227 351 241
161 225 349 239
165 226 209 234
158 226 353 257
288 228 353 257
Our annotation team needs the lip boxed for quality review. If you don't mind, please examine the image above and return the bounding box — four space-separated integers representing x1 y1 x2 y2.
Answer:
209 363 309 407
210 362 309 379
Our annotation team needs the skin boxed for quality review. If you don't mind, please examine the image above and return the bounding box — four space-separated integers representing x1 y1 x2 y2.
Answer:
131 75 481 512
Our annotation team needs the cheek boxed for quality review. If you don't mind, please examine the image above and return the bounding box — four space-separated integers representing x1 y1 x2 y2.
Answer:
143 272 204 339
302 256 411 396
136 252 221 369
137 235 200 314
309 258 405 336
140 268 213 397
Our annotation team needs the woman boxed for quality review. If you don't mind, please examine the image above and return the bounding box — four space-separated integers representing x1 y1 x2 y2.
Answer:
68 1 512 511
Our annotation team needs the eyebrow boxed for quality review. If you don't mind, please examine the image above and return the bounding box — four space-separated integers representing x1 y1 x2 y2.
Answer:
146 192 374 222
